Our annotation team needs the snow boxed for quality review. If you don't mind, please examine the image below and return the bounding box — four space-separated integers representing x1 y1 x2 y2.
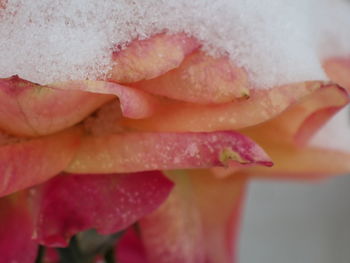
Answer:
0 0 349 87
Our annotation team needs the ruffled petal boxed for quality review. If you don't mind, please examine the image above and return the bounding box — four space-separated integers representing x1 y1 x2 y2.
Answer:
131 51 249 104
138 171 245 263
294 86 349 145
230 85 350 179
309 104 350 153
66 131 272 174
323 57 350 91
32 171 173 247
123 82 321 132
0 76 113 136
110 33 200 83
242 84 350 146
0 193 37 263
0 127 81 197
51 80 160 119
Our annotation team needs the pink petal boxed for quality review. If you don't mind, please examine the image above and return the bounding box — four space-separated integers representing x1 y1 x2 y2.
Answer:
66 131 272 174
295 86 349 145
51 80 160 119
0 127 81 197
246 145 350 180
309 104 350 153
0 0 6 9
110 33 200 83
33 171 173 247
0 193 37 263
123 82 321 132
0 76 113 136
241 84 350 146
139 171 246 263
323 57 350 91
234 85 350 180
131 51 249 104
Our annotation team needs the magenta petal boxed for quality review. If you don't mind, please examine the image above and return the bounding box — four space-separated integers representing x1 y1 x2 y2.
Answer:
116 228 149 263
0 194 37 263
43 248 60 263
33 171 173 247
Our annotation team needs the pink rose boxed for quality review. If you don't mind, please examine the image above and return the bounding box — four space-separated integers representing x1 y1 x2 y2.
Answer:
1 10 350 263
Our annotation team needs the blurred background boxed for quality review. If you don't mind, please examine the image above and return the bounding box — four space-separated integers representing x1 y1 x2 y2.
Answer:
239 175 350 263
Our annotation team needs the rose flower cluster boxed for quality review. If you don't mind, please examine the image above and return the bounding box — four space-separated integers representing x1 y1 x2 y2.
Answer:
1 1 350 263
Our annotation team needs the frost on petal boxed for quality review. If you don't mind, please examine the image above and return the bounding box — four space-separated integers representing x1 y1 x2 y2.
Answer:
131 51 249 104
138 171 246 263
0 127 81 197
66 131 272 174
0 193 37 263
0 76 113 136
110 33 200 83
51 80 160 119
33 171 173 247
123 82 320 132
323 57 350 91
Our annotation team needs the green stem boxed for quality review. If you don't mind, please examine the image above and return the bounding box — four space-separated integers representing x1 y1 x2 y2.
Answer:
57 236 87 263
34 245 45 263
104 247 115 263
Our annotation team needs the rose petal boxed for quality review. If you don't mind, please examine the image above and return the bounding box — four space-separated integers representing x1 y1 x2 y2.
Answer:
0 76 113 136
116 228 149 263
33 171 173 247
0 0 6 9
323 57 350 91
236 85 350 179
110 33 200 83
215 139 350 181
43 248 60 263
139 170 246 263
131 51 249 104
0 193 37 263
246 143 350 179
309 104 350 153
241 84 350 146
51 80 160 119
190 170 245 263
123 82 321 132
0 127 81 197
295 86 349 145
66 131 272 174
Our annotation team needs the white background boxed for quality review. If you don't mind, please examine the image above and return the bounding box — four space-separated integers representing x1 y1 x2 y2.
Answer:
240 175 350 263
